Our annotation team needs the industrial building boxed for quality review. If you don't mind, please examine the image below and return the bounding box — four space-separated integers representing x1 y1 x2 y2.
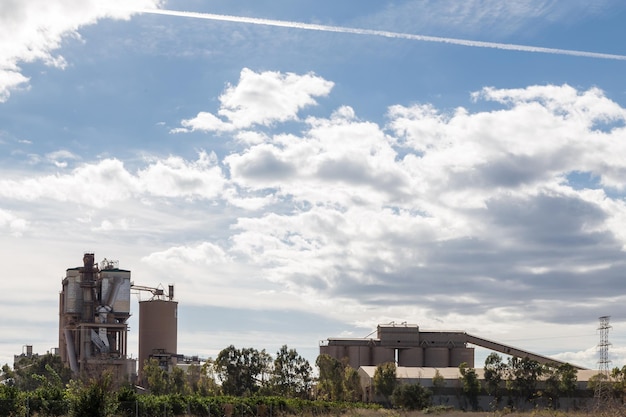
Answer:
58 253 178 383
358 366 600 408
135 284 178 381
322 323 593 407
320 323 586 370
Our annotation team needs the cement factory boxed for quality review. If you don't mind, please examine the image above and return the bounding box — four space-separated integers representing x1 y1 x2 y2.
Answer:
58 253 178 382
52 253 587 389
320 323 587 370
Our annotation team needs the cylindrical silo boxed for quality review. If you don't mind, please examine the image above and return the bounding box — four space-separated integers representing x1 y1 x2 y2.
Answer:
424 347 449 367
320 345 347 362
398 347 424 367
372 347 395 365
450 347 474 367
138 299 178 375
347 345 372 368
63 271 81 313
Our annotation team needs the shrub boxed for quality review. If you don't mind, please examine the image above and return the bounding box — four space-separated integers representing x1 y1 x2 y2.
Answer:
391 383 432 410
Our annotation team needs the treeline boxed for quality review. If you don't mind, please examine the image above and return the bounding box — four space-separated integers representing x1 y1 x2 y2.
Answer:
458 354 581 410
371 354 585 411
143 345 313 398
5 344 626 416
0 345 378 417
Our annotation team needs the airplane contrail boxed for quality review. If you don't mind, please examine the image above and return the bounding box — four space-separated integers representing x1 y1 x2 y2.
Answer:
136 8 626 61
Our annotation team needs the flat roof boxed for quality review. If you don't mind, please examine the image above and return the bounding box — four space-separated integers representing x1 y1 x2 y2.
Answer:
359 366 602 382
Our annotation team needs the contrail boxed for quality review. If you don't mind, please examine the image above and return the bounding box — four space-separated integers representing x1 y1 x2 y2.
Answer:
136 8 626 61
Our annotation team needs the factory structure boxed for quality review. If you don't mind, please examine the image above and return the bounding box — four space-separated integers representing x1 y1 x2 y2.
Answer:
321 323 592 406
320 323 587 370
58 253 178 383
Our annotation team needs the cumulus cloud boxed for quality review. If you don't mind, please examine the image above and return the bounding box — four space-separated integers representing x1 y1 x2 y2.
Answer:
143 242 232 266
173 68 334 133
4 68 626 368
215 78 626 335
0 0 162 102
0 151 225 205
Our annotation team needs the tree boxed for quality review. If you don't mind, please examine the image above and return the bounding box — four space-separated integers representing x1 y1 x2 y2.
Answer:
432 369 446 404
1 364 15 385
12 354 72 392
483 352 506 407
256 348 274 393
169 366 190 395
214 345 272 396
197 359 221 396
507 356 542 407
316 354 345 401
116 383 138 417
29 364 68 416
343 365 363 401
459 362 481 411
315 354 362 402
0 383 21 417
142 358 169 395
66 372 117 417
611 365 626 402
271 345 312 398
391 383 431 410
543 363 578 409
373 362 397 405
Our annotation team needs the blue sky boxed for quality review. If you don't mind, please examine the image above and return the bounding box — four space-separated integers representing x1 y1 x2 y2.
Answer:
2 0 626 371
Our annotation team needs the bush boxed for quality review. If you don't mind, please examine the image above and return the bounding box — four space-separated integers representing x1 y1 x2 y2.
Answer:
0 384 22 417
391 383 432 410
66 375 117 417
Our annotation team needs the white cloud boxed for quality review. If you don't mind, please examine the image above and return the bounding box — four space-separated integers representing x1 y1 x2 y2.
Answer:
0 209 29 237
142 242 231 266
0 0 163 102
4 68 626 368
174 68 334 133
0 151 225 205
136 151 225 199
45 150 80 168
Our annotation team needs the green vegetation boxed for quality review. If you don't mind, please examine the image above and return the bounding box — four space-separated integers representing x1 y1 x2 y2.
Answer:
459 362 480 410
315 354 362 402
4 347 626 416
373 362 397 405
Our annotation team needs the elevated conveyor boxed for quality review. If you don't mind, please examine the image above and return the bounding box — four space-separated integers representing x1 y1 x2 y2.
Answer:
464 333 588 370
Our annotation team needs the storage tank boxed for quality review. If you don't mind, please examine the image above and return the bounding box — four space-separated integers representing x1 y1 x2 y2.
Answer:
320 344 347 361
398 347 424 367
372 346 395 364
424 347 450 367
63 270 81 313
347 345 371 368
138 299 178 373
450 347 475 367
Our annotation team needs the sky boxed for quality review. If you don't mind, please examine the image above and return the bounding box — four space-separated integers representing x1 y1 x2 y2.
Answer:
1 0 626 372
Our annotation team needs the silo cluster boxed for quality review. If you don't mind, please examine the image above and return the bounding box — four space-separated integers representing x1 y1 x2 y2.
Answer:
320 324 475 369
